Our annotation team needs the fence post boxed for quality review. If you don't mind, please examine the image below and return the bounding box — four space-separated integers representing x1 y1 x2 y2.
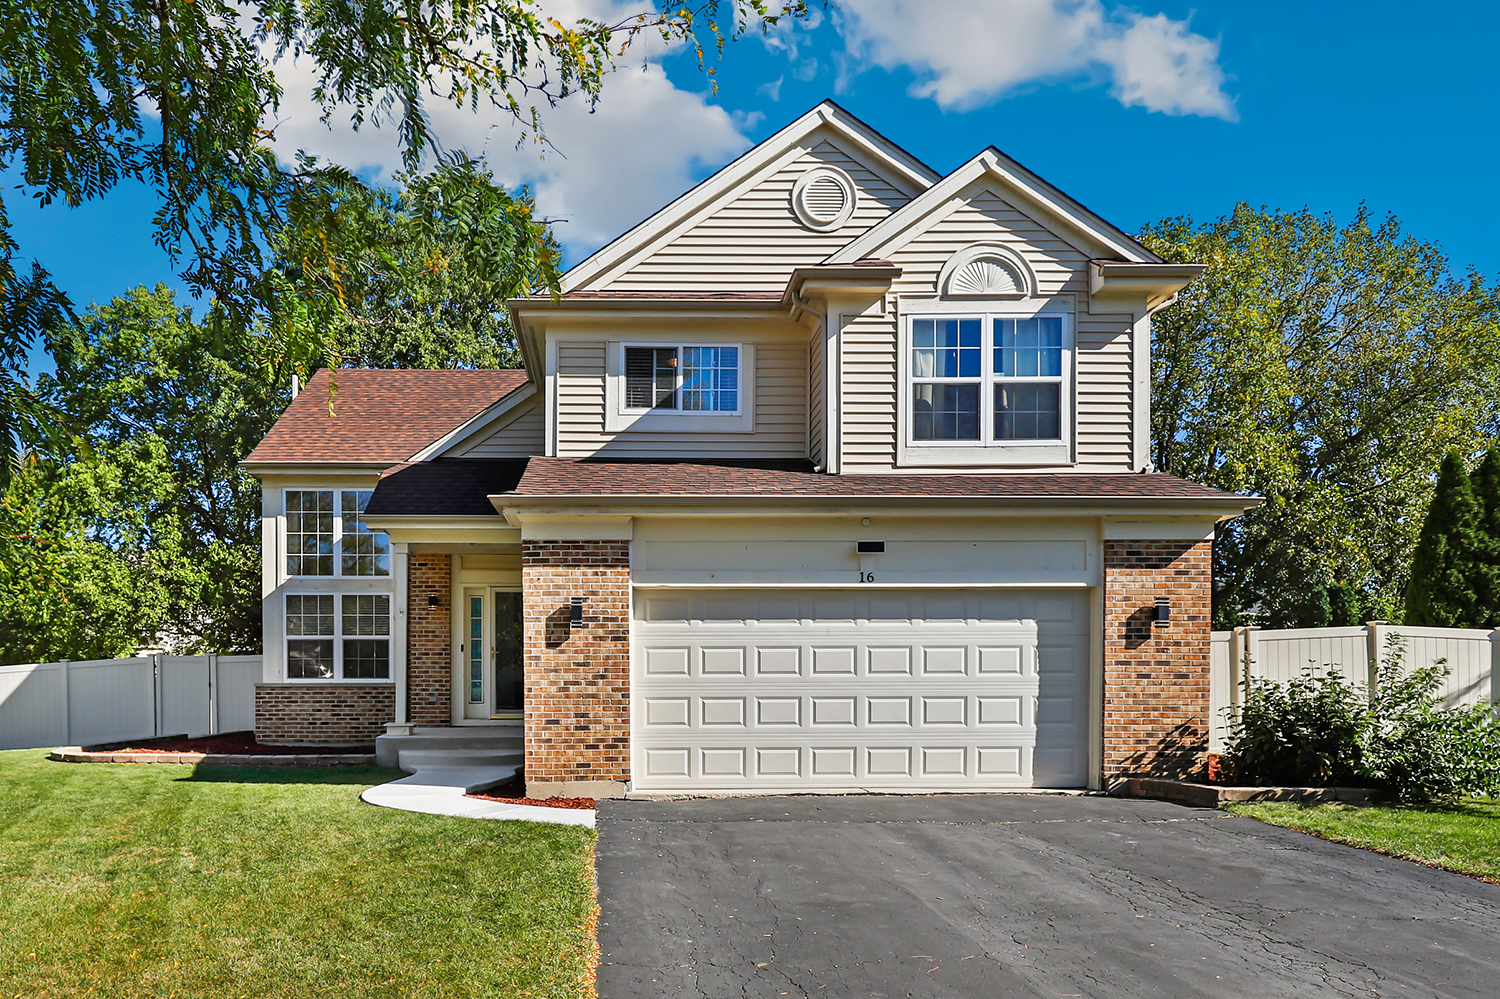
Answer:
1366 620 1387 697
60 660 72 747
208 653 220 736
151 654 162 738
1491 628 1500 707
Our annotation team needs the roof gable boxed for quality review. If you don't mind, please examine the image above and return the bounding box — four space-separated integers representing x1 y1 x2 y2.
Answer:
243 369 529 466
561 101 939 293
827 148 1162 267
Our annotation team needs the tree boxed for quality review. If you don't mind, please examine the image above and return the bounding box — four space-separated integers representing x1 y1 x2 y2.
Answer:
1470 448 1500 625
0 442 184 662
1405 452 1486 627
0 0 811 475
1142 205 1500 628
36 286 280 653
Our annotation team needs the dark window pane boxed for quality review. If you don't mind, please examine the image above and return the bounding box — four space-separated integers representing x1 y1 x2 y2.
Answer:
995 317 1063 377
625 346 678 410
342 640 389 680
912 383 980 441
288 640 334 679
924 319 980 377
286 490 334 576
995 383 1062 440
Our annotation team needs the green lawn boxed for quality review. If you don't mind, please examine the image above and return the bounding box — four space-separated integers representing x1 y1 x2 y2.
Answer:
0 749 597 999
1226 798 1500 882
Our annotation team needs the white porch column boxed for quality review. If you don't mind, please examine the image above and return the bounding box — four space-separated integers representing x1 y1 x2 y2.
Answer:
392 542 410 726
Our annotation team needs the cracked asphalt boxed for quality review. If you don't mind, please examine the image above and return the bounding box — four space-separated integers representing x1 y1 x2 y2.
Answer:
593 794 1500 998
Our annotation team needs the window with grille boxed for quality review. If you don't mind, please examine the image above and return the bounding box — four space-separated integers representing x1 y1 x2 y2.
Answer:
622 345 740 413
907 312 1070 451
285 489 390 577
285 593 390 681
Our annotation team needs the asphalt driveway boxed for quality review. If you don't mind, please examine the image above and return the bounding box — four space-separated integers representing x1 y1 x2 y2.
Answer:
595 794 1500 998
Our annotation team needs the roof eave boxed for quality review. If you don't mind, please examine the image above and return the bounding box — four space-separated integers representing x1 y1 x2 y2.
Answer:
491 492 1259 517
240 460 399 475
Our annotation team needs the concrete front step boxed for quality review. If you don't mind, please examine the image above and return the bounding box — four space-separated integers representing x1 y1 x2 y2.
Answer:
375 725 523 771
397 748 523 771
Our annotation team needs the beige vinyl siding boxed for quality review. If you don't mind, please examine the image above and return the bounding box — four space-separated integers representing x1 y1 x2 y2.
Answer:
839 186 1135 472
449 395 544 458
601 139 914 293
555 339 808 459
808 331 825 465
840 313 899 471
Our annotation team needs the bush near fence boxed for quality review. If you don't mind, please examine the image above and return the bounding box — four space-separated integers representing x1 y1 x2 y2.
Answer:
1209 623 1500 754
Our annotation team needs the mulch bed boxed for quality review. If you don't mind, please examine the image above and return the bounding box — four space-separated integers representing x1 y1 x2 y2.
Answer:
467 779 595 810
90 732 371 755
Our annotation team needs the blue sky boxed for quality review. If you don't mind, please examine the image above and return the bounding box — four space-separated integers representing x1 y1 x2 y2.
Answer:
15 1 1500 373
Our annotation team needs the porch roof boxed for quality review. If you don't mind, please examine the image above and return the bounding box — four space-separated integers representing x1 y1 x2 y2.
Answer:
366 459 527 517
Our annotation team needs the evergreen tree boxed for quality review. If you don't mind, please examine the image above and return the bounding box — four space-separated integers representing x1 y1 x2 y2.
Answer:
1470 448 1500 626
1405 452 1486 626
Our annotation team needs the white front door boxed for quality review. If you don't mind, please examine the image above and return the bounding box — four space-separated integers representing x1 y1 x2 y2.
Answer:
460 587 524 721
631 588 1091 793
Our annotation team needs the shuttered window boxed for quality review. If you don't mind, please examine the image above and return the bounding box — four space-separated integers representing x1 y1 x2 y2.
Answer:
625 347 679 410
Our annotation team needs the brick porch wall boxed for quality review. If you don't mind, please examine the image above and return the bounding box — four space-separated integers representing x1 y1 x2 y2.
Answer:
255 684 394 745
408 554 452 726
1102 539 1213 782
521 541 631 783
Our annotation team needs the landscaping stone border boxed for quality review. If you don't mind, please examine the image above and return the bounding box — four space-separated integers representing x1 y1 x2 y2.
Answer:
50 747 376 767
1114 777 1375 808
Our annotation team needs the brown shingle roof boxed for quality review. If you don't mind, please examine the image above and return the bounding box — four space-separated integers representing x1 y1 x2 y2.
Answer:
503 458 1253 506
243 368 529 465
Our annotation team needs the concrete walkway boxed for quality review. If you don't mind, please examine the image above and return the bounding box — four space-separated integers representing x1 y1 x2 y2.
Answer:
361 768 596 828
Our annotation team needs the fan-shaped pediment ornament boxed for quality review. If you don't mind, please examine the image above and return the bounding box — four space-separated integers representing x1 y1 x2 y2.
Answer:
937 243 1035 299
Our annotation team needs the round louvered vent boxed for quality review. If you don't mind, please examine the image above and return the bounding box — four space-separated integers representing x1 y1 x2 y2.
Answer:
947 257 1023 296
791 166 857 231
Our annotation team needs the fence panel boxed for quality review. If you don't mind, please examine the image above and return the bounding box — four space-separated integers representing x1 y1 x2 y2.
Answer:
0 662 68 750
0 654 262 750
1209 632 1232 754
1252 627 1371 689
157 656 212 738
215 656 261 734
1387 626 1493 709
67 658 155 746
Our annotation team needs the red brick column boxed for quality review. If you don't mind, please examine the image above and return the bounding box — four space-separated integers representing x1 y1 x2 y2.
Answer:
255 684 394 745
1102 539 1212 782
522 540 631 795
408 554 452 727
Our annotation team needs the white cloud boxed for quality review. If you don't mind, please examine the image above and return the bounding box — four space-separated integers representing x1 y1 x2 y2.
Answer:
261 1 754 259
758 75 785 102
834 0 1236 120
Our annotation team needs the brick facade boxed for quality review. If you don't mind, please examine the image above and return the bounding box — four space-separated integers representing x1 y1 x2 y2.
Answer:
521 541 631 785
408 554 452 726
1102 539 1213 782
255 684 394 745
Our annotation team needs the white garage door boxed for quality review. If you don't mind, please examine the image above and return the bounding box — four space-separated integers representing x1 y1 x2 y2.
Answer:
631 589 1091 793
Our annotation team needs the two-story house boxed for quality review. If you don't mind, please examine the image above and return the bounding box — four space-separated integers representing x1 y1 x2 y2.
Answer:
242 101 1252 798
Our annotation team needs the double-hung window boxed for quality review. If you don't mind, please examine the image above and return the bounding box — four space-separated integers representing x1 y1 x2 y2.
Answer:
622 345 740 413
906 311 1070 459
285 593 391 680
284 490 390 578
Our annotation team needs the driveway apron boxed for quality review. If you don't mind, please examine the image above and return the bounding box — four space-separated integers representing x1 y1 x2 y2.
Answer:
595 794 1500 999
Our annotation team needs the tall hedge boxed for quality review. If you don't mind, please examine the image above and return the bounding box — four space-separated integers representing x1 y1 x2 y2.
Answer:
1405 452 1487 627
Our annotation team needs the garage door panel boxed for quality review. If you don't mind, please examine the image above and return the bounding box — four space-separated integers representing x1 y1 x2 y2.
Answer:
633 589 1085 792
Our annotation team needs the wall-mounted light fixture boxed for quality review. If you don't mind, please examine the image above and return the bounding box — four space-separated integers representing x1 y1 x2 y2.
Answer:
857 540 886 554
428 594 440 608
570 596 584 625
1154 597 1171 626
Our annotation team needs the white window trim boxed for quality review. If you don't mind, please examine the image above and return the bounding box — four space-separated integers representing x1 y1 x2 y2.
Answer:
895 298 1075 468
283 591 394 683
605 340 756 433
281 488 392 579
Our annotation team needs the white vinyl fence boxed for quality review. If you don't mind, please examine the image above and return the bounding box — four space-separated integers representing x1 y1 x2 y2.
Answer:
0 655 261 751
1209 624 1500 753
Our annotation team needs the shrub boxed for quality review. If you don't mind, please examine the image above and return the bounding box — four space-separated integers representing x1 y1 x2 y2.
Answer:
1221 670 1367 787
1221 639 1500 803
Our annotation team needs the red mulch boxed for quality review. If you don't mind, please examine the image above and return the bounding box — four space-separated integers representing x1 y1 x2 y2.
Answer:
93 732 370 756
467 781 595 810
1206 754 1226 784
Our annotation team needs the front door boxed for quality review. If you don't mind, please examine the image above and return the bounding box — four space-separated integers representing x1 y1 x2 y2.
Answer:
462 587 524 720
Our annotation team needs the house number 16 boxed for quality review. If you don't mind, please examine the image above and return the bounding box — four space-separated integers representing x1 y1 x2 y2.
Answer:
859 571 876 583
